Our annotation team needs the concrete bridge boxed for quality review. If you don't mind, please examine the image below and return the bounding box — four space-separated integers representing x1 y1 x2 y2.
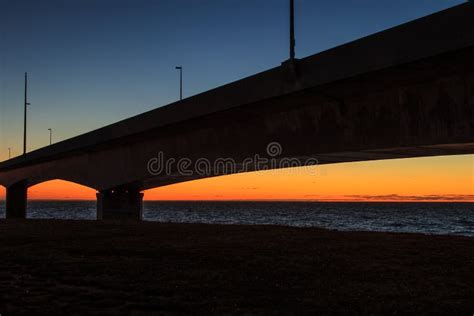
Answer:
1 3 473 220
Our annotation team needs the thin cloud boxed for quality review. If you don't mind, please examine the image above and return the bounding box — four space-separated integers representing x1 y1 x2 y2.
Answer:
344 194 474 201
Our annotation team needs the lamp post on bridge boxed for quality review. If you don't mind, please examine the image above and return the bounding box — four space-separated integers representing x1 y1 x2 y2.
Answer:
23 72 31 155
48 128 52 145
175 66 183 100
290 0 296 60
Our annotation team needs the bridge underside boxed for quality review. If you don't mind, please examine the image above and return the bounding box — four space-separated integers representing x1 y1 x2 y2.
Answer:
3 142 472 220
141 142 474 190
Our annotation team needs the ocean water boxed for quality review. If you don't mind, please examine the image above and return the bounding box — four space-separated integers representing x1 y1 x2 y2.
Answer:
0 201 472 237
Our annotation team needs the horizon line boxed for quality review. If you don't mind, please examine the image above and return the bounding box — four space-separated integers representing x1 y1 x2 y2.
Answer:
1 199 472 203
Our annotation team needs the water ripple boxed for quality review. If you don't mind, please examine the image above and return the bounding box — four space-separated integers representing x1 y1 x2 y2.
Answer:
0 201 472 237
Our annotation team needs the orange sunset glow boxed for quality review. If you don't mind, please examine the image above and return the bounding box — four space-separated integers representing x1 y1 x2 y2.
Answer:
1 155 472 202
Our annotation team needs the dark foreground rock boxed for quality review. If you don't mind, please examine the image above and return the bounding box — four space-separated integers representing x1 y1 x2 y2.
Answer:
0 220 473 315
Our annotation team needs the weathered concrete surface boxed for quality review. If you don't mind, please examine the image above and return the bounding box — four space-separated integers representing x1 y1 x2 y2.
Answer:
0 3 473 218
97 189 143 220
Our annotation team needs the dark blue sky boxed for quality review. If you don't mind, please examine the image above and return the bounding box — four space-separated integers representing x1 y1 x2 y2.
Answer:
0 0 466 158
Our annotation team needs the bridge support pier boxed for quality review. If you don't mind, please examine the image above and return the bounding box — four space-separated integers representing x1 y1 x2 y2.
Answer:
5 181 27 219
96 188 144 221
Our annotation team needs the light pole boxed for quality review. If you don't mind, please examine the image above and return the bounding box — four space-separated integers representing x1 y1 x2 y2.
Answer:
175 66 183 100
289 0 296 60
48 128 52 145
8 147 11 159
23 72 30 155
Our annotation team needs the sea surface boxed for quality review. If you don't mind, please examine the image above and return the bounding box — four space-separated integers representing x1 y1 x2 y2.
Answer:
0 201 473 237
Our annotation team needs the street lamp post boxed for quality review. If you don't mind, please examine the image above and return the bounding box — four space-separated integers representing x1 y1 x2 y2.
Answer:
8 147 11 159
48 128 52 145
23 72 31 155
289 0 296 60
175 66 183 100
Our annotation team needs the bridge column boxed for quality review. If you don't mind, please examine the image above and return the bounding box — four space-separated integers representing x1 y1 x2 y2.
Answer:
5 181 27 219
96 188 144 220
